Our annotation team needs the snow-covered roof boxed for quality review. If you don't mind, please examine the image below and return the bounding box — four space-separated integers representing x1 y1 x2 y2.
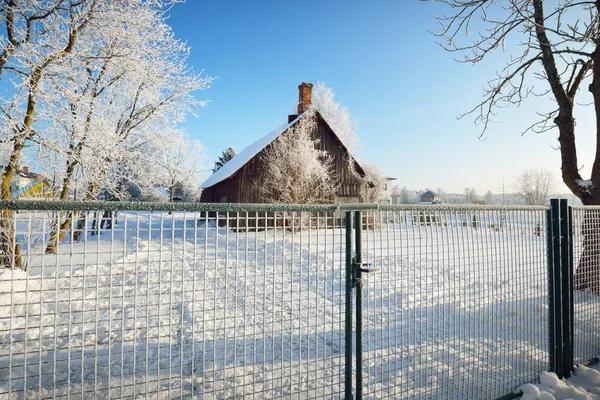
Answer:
200 116 300 189
421 190 438 197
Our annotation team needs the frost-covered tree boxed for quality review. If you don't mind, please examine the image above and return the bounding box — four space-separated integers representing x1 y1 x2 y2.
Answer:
1 0 99 198
258 109 338 204
150 132 205 203
400 186 412 204
311 81 359 154
362 164 387 203
391 185 401 203
212 147 236 173
1 0 102 266
485 190 494 205
464 188 477 203
0 0 214 255
514 169 554 206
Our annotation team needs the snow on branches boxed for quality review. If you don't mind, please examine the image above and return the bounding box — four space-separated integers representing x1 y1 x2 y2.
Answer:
258 109 339 205
0 1 213 259
362 164 387 203
1 0 213 201
311 82 359 155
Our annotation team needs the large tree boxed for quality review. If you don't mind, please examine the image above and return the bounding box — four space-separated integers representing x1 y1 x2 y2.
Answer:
1 0 99 267
430 0 597 203
1 0 213 263
430 0 600 291
41 0 211 254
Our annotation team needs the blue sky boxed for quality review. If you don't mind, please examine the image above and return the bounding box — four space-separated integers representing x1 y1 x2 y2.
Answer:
167 0 594 194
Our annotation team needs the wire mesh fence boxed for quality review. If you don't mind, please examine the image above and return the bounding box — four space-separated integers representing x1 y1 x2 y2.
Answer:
0 201 599 399
0 205 348 399
359 206 551 399
571 206 600 366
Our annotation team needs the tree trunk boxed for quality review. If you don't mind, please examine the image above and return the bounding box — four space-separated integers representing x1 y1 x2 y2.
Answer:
572 42 600 293
100 210 112 230
72 214 87 242
575 202 600 294
1 147 24 268
0 210 22 269
45 160 78 254
45 212 77 254
91 212 98 236
0 53 56 267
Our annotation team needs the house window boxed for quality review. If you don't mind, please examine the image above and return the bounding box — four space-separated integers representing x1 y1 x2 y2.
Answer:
384 183 388 191
220 196 227 203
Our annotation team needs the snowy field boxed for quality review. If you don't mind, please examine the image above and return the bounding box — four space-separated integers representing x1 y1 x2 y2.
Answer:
0 209 599 399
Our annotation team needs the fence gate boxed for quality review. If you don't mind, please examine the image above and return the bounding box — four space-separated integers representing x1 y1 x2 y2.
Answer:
346 206 553 400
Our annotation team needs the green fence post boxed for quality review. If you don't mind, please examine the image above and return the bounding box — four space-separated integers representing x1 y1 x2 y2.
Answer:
568 205 575 373
560 199 574 377
548 198 563 377
345 211 353 400
354 211 363 400
547 205 555 374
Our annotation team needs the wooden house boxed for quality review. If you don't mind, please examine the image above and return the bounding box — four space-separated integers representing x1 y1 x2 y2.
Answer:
420 190 441 203
200 82 369 204
9 167 52 199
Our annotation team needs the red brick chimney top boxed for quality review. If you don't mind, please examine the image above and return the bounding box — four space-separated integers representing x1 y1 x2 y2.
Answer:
23 166 30 174
297 82 313 114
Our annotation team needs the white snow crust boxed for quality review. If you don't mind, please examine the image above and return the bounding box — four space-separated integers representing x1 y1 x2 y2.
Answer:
519 364 600 399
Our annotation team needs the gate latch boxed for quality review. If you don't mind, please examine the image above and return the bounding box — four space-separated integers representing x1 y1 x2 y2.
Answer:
352 258 378 287
354 262 377 274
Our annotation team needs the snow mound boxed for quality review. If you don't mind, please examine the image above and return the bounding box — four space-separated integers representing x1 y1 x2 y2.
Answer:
520 364 600 400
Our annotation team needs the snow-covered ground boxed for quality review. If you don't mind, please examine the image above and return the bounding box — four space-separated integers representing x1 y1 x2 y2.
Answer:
520 363 600 399
0 210 598 399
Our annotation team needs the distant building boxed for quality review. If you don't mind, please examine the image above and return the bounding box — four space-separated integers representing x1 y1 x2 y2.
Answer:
381 177 397 203
420 190 441 204
8 166 52 199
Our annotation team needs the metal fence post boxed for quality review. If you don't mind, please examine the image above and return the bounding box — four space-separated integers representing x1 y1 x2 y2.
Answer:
548 198 563 377
345 211 353 400
568 205 575 373
546 205 554 374
354 210 363 400
548 198 575 379
560 199 574 377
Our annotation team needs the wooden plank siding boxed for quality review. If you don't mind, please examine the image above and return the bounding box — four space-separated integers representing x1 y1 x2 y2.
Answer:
200 112 367 204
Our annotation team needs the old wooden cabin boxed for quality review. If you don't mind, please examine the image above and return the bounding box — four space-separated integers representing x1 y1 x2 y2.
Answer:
200 82 369 205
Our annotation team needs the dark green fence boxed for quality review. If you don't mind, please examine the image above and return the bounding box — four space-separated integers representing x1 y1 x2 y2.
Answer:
0 200 598 399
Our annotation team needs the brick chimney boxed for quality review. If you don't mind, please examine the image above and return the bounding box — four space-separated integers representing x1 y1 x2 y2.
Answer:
23 166 29 174
297 82 313 114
